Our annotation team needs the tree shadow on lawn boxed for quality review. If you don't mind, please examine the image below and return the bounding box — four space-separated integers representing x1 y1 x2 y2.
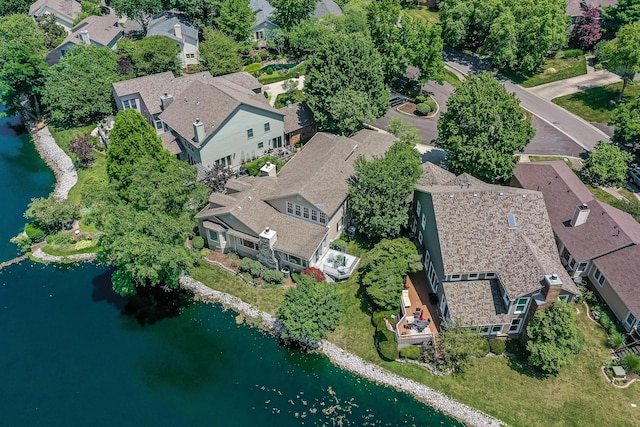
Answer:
504 339 549 380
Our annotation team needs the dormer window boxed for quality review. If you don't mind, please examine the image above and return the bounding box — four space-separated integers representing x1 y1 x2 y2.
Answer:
122 98 137 110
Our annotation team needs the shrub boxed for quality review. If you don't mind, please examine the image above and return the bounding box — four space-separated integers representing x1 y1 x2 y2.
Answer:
199 248 211 257
192 236 204 250
262 269 284 284
400 345 421 360
263 91 269 99
331 238 348 252
48 232 73 246
425 98 437 112
12 234 33 253
25 223 45 241
563 49 583 58
301 266 326 282
239 257 254 273
263 65 273 74
415 95 427 104
373 310 399 360
415 102 432 116
249 260 264 278
69 135 94 167
475 339 491 357
489 338 506 355
622 353 640 374
608 332 624 348
244 156 283 176
228 252 238 261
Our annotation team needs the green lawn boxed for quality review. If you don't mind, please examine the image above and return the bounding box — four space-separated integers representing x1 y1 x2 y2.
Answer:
403 6 439 24
442 68 462 88
274 90 306 108
552 82 640 123
49 125 96 154
503 56 587 88
41 244 99 257
67 152 108 204
258 63 306 85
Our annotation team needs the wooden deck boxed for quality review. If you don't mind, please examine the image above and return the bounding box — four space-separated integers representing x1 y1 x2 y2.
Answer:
395 272 439 346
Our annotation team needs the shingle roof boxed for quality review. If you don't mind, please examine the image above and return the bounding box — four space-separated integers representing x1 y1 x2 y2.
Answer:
196 130 395 258
313 0 343 18
250 0 274 24
265 130 396 216
419 164 575 298
147 12 198 42
443 280 511 326
282 102 314 134
512 161 640 261
566 0 617 17
160 132 182 155
60 14 123 47
592 245 640 317
29 0 81 23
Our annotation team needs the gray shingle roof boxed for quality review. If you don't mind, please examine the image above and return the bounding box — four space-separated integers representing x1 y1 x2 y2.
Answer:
282 102 314 134
59 14 123 47
513 161 640 262
592 245 640 317
160 132 182 155
566 0 617 17
250 0 274 24
147 12 198 42
419 164 575 298
313 0 343 18
29 0 81 23
443 280 511 326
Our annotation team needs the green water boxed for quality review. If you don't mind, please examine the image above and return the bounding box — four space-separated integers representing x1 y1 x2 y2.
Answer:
0 113 460 426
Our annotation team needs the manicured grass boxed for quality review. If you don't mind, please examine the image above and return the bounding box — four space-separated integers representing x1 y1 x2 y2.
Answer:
244 62 262 73
618 187 637 202
67 152 108 204
551 82 640 123
403 6 440 24
586 184 624 205
528 155 575 170
258 63 306 85
49 125 96 154
442 68 462 88
274 90 306 108
503 56 587 88
190 261 287 315
41 244 99 256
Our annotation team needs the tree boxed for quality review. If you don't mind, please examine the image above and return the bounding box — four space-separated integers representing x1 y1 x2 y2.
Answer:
0 14 48 55
277 273 343 347
0 0 31 15
106 109 171 194
42 45 120 127
437 324 487 370
387 117 421 146
200 162 234 193
349 139 422 240
215 0 255 43
131 35 182 77
69 135 95 168
360 238 422 310
305 32 388 134
610 97 640 154
111 0 163 32
35 14 67 50
526 301 583 375
199 28 243 76
583 141 633 187
596 23 640 101
166 0 220 27
435 72 535 182
73 0 103 26
602 0 640 38
271 0 316 28
281 79 298 94
571 5 603 51
400 15 444 84
24 194 80 233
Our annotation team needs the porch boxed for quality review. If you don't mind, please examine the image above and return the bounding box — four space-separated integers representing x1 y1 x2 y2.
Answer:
315 249 360 281
395 272 439 350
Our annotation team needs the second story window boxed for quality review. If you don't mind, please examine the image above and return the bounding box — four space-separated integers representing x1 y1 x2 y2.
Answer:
247 128 253 139
258 142 263 149
264 122 270 132
122 99 137 110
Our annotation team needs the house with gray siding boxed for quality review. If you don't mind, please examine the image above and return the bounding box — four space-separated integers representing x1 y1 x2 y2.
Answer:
195 130 395 279
512 161 640 334
147 13 200 69
412 163 579 338
29 0 82 31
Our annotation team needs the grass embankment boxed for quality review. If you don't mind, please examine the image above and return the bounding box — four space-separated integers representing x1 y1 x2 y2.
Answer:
41 244 99 257
552 82 640 123
503 55 587 88
403 6 440 24
442 69 462 88
274 90 306 108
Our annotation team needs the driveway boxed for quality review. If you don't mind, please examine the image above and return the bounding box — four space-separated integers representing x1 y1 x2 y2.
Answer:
527 67 621 101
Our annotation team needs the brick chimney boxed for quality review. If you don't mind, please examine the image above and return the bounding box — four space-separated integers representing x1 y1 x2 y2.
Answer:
570 204 590 227
539 274 563 310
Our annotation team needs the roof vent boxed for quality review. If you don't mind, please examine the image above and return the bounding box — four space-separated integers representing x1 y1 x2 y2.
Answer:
499 192 504 196
344 144 358 162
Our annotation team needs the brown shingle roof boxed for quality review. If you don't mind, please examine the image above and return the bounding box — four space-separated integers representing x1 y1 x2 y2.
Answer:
566 0 617 17
60 15 123 47
283 102 314 134
29 0 81 23
592 245 640 317
160 132 182 155
443 280 511 326
513 161 640 261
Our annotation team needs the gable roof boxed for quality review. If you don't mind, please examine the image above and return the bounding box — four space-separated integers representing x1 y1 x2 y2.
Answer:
313 0 343 18
512 161 640 262
147 12 199 42
29 0 81 23
418 164 576 298
58 14 123 48
592 245 640 317
250 0 274 25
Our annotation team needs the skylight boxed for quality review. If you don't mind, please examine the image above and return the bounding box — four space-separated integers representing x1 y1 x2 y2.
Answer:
507 213 517 228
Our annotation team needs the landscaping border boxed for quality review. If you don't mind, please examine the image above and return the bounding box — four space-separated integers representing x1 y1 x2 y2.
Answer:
31 125 78 199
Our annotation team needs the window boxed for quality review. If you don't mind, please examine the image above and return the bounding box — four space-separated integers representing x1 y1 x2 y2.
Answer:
411 218 416 232
432 277 439 293
450 274 461 281
258 142 263 149
485 272 496 278
625 312 636 327
416 200 422 216
594 268 605 286
424 250 430 263
561 247 570 262
264 122 270 132
508 318 522 333
311 209 318 221
208 230 218 241
122 98 137 110
558 295 569 302
247 128 253 138
418 231 423 244
468 273 479 280
295 205 301 216
287 202 293 214
491 325 502 334
503 292 510 308
186 53 195 59
576 261 588 273
569 258 576 269
421 214 426 229
255 30 264 40
479 326 490 334
514 298 529 314
303 207 309 219
154 119 163 130
240 239 257 250
319 212 327 224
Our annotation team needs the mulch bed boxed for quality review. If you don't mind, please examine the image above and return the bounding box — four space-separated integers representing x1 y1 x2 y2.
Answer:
398 102 419 115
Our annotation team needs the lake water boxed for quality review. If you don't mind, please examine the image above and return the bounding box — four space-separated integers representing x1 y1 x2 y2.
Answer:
0 113 460 426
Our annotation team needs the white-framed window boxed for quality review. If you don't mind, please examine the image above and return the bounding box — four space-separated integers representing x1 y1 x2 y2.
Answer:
295 205 301 216
311 210 317 221
468 273 479 280
418 231 423 244
508 318 522 333
411 218 416 232
421 214 426 229
154 119 163 130
319 212 327 224
303 207 309 219
491 325 502 334
208 230 218 241
558 295 569 302
569 258 576 269
247 128 253 138
594 268 605 286
625 312 636 328
576 261 588 273
416 200 421 216
264 122 270 132
503 292 510 308
186 53 195 59
122 98 137 110
514 298 529 314
240 239 257 250
255 30 264 40
432 276 439 293
258 142 263 149
449 274 461 281
287 202 293 214
485 272 496 278
479 326 490 334
561 247 570 262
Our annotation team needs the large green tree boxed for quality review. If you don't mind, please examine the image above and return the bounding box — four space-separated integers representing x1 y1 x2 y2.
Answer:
610 97 640 154
435 72 535 182
0 0 31 16
360 238 422 310
35 14 67 50
131 35 182 77
526 301 583 375
199 27 243 76
305 32 388 135
271 0 316 28
583 141 633 187
111 0 163 32
602 0 640 38
167 0 220 27
42 45 120 127
215 0 255 43
597 23 640 101
277 273 344 347
24 194 80 234
349 136 422 240
106 109 171 194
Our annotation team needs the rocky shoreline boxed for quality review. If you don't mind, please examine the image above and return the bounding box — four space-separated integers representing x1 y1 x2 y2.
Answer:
31 125 78 200
179 275 505 427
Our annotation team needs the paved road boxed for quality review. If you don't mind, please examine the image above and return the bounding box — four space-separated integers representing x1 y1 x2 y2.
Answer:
442 48 609 151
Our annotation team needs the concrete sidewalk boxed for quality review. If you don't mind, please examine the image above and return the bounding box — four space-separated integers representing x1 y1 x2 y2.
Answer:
263 76 306 107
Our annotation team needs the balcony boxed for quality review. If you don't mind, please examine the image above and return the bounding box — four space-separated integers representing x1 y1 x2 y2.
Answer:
315 249 360 281
395 272 439 350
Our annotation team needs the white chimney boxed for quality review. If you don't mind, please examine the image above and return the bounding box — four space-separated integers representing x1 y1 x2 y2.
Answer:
570 204 590 227
174 23 183 40
260 161 277 177
80 30 90 44
193 118 205 143
259 227 277 246
160 93 173 110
